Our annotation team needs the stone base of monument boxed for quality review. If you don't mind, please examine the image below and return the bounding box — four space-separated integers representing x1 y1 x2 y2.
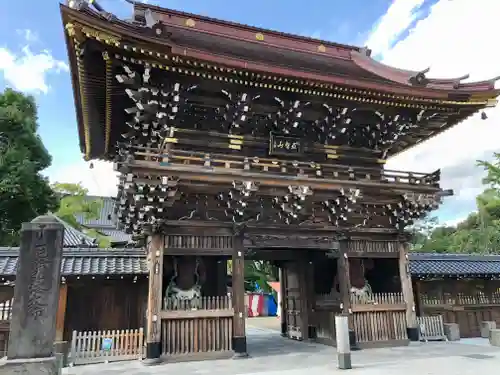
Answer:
0 356 59 375
481 321 496 338
489 329 500 347
443 323 460 341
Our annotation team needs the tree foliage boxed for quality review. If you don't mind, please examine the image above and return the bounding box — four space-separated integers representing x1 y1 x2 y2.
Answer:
227 259 278 292
412 154 500 254
51 182 110 248
0 89 58 245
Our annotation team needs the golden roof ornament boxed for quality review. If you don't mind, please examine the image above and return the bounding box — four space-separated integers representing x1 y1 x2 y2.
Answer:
185 18 196 27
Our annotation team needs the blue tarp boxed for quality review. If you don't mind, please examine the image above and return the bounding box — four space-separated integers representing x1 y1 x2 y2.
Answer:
265 294 278 316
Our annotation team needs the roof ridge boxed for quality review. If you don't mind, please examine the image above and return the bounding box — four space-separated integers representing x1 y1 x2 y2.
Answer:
133 3 364 54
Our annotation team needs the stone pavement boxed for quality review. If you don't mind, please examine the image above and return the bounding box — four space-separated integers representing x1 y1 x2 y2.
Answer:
64 325 500 375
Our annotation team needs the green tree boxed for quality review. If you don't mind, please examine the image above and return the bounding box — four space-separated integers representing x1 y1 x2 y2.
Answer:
51 182 111 248
0 89 58 245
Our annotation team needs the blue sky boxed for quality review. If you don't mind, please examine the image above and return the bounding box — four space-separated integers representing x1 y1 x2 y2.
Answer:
1 0 499 226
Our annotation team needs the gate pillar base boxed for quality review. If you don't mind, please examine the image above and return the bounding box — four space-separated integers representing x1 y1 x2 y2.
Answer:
308 325 317 340
144 342 161 364
232 336 248 358
281 322 287 337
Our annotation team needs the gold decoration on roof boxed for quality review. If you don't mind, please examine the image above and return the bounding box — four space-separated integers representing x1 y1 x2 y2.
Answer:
185 18 196 27
81 26 120 45
317 44 326 53
255 33 264 41
486 99 498 108
65 23 76 37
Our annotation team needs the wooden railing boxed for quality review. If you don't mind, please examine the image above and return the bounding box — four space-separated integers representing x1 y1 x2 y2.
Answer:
347 240 399 254
160 296 233 360
421 292 500 306
127 146 440 188
70 328 144 365
163 295 232 311
351 292 405 306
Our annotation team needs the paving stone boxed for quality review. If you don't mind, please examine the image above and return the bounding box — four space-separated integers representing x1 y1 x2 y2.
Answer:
63 327 500 375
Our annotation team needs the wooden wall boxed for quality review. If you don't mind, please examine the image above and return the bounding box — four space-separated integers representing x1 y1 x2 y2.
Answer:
64 278 148 342
416 278 500 338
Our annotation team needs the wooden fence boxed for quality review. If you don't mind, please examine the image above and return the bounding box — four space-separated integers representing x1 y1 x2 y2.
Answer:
0 299 12 357
417 316 446 341
421 292 500 306
161 296 233 361
70 328 144 365
350 293 408 345
0 299 12 321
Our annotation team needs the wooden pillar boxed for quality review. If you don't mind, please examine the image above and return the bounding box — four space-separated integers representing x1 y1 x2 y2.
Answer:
305 259 316 340
337 239 351 315
297 257 309 340
145 233 165 361
412 279 423 317
217 259 228 296
232 230 247 357
55 283 68 342
398 241 417 329
279 266 287 337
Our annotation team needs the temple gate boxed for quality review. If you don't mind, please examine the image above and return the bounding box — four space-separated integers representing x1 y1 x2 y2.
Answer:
60 0 499 363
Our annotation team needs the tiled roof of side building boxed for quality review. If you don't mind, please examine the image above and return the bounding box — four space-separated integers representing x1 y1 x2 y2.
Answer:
2 249 500 278
51 215 98 248
75 196 117 228
75 196 133 244
409 252 500 276
0 247 147 277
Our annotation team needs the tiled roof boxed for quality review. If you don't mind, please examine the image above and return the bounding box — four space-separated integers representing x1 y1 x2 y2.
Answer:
75 196 132 244
52 215 98 248
0 248 147 277
75 196 116 228
409 252 500 276
99 229 132 244
2 248 500 278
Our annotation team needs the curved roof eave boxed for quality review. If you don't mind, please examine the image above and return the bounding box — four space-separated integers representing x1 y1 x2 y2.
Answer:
62 5 500 101
351 50 500 93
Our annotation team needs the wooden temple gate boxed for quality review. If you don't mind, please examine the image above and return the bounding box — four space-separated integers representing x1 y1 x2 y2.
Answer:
60 0 499 363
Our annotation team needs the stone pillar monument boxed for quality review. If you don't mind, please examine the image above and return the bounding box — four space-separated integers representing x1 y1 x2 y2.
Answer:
0 215 64 374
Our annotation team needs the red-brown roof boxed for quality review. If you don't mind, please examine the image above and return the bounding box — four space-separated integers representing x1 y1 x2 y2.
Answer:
134 2 500 95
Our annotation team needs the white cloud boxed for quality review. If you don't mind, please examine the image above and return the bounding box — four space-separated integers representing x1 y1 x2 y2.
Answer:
365 0 500 219
16 29 39 43
365 0 426 56
47 160 120 197
0 45 68 94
